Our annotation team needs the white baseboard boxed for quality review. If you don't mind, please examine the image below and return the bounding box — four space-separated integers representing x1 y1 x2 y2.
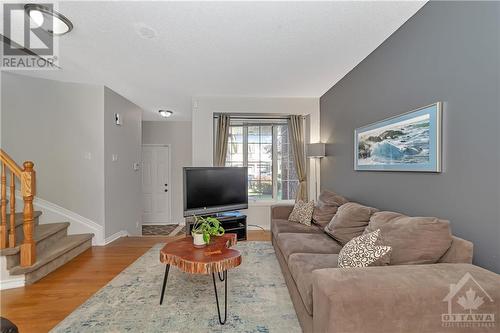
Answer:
15 191 105 245
103 230 129 245
0 276 25 290
0 257 26 290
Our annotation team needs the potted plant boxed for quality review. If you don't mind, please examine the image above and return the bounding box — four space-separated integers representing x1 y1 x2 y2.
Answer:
191 216 225 248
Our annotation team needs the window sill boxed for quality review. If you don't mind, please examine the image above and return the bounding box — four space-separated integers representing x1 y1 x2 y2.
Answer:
247 199 294 207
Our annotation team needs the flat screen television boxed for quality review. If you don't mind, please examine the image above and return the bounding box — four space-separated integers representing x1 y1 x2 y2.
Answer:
183 167 248 216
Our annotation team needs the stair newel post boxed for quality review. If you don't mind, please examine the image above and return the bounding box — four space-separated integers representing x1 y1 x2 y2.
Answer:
20 161 36 266
9 171 16 247
0 162 7 249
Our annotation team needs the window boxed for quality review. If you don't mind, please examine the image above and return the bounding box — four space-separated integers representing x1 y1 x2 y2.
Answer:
225 120 299 200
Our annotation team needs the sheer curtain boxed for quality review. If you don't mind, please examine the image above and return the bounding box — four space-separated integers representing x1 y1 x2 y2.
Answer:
214 114 230 166
288 115 308 202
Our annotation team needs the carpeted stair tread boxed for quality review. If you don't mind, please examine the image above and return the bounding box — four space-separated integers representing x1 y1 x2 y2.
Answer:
0 222 70 256
5 211 42 230
9 233 93 275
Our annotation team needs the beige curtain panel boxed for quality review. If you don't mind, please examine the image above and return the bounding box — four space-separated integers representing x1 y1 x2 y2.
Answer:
288 115 308 202
214 114 230 167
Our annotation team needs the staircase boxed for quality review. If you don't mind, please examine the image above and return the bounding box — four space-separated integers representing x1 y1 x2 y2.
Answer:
1 150 94 287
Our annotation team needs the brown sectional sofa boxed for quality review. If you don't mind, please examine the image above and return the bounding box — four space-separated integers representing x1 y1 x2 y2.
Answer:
271 204 500 333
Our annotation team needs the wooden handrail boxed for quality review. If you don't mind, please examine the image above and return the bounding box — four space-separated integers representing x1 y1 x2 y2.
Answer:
0 149 36 266
0 150 22 178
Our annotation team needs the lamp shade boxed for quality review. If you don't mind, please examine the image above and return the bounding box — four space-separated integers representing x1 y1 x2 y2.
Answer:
307 143 326 158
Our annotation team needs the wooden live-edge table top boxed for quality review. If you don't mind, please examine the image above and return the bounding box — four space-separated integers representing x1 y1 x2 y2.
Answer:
160 233 241 274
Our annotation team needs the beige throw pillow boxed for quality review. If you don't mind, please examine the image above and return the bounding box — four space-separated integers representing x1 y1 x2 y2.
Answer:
364 211 452 265
324 202 379 245
312 190 349 228
288 201 315 226
338 229 392 268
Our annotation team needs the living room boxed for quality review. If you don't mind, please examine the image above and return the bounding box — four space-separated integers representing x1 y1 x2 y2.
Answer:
1 1 499 333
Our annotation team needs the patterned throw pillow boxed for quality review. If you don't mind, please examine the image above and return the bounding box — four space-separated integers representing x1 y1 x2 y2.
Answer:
337 229 392 268
288 201 315 226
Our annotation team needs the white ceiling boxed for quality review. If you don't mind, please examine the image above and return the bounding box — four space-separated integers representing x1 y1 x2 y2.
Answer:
14 1 426 121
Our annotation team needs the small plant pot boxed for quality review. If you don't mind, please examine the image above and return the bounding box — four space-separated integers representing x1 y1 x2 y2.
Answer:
192 233 206 248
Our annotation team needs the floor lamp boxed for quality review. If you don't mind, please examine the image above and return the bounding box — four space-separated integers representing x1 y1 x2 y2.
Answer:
306 143 326 201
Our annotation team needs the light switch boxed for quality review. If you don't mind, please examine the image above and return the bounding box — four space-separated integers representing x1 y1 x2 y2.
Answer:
84 152 92 160
112 154 118 162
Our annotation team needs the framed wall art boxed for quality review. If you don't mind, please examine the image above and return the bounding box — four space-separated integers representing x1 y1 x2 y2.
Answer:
354 102 442 172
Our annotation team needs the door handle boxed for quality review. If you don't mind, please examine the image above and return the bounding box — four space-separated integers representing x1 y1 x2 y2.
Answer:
164 189 168 192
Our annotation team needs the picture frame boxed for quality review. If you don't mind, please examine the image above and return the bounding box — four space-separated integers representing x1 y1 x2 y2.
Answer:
354 102 442 172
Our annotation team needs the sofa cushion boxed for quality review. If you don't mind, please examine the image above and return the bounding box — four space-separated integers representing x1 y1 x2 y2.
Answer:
277 233 343 261
324 202 379 245
289 201 315 226
288 253 339 315
272 219 324 238
312 190 349 228
337 229 392 268
365 211 453 265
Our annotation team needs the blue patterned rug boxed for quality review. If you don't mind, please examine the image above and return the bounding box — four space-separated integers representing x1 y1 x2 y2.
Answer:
50 242 301 333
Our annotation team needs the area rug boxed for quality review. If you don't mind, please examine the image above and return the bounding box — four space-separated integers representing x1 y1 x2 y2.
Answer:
50 242 301 333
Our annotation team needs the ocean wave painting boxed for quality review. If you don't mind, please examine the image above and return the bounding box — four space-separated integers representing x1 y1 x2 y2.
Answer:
354 103 442 172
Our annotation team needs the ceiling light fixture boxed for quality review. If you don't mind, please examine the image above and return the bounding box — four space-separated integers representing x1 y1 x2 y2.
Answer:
25 4 74 36
159 110 173 118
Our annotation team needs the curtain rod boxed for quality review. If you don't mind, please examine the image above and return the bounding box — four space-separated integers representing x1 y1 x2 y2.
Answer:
213 113 306 119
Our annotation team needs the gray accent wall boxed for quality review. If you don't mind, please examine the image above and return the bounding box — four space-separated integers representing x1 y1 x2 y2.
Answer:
320 2 499 272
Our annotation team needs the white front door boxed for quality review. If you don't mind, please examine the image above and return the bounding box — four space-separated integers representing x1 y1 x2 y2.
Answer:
142 145 171 224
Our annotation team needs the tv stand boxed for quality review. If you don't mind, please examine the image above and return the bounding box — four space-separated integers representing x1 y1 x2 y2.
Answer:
185 213 247 241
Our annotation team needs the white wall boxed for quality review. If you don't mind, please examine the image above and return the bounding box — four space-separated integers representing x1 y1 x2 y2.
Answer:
142 121 192 224
191 96 320 229
1 72 106 226
104 87 142 237
1 73 144 243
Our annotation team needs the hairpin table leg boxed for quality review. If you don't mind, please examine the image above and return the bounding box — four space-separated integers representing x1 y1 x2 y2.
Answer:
212 270 228 324
159 264 170 305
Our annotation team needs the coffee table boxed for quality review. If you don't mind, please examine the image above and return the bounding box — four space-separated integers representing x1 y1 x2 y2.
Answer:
159 233 242 325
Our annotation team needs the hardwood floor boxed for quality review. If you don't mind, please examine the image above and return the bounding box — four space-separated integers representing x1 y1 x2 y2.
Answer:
0 230 271 333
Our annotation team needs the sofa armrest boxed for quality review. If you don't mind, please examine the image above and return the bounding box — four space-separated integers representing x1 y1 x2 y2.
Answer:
312 264 500 333
270 204 294 220
439 236 473 263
